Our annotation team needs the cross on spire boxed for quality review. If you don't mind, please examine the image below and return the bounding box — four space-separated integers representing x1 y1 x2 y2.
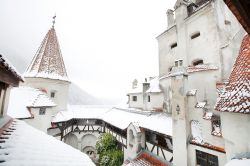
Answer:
52 15 56 28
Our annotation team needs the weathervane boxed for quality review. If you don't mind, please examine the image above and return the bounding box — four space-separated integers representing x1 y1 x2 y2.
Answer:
52 14 56 28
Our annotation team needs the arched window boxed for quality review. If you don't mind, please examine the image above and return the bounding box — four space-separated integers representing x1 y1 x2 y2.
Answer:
129 129 135 147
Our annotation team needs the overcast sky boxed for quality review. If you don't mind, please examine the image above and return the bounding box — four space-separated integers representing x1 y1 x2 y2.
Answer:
0 0 175 102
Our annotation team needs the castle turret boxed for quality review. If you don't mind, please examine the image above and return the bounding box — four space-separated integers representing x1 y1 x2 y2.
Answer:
23 16 70 112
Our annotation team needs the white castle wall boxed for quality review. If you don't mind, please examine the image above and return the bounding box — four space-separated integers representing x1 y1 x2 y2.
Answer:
24 107 54 133
221 112 250 161
22 77 70 112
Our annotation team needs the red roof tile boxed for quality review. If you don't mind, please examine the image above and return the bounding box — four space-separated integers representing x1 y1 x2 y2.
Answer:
215 35 250 113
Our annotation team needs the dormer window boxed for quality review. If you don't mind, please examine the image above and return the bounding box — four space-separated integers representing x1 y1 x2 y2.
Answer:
170 42 177 49
191 32 200 40
179 60 183 66
175 61 178 67
192 59 203 66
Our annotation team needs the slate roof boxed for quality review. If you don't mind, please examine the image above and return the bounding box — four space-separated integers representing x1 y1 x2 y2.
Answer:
215 35 250 114
24 26 69 81
0 54 23 82
0 119 95 166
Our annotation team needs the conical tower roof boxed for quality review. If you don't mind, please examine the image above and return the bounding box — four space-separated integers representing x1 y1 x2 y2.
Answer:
24 23 69 82
215 34 250 114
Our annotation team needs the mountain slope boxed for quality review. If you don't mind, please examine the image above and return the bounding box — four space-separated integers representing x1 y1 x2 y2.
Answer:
68 83 103 105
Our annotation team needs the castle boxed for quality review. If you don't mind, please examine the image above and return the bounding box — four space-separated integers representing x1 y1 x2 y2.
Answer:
3 0 250 165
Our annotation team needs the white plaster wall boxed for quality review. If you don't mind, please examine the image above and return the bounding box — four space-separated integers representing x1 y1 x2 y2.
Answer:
22 77 70 112
128 93 143 109
157 26 177 77
185 3 221 67
188 144 227 166
221 112 250 161
64 133 78 149
188 71 220 106
188 104 225 149
24 107 54 133
146 93 164 111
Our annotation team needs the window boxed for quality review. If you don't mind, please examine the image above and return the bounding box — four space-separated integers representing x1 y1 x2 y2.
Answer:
39 108 46 115
191 32 200 39
179 60 183 66
192 59 203 66
129 129 135 147
170 42 177 49
148 96 150 102
196 150 218 166
168 67 173 72
175 61 178 67
211 115 222 137
50 91 55 98
132 96 137 102
86 150 94 155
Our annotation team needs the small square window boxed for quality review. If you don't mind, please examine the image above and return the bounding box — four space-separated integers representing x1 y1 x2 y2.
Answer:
132 96 137 102
191 32 200 39
51 92 55 98
39 108 46 115
170 42 177 49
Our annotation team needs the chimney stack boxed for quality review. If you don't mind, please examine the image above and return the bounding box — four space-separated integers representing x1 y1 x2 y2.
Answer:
167 9 174 27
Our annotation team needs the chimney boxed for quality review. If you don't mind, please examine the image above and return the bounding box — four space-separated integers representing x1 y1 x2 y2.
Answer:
167 9 174 27
132 79 138 89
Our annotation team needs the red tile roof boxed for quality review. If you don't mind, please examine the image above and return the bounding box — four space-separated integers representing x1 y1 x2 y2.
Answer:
24 27 68 81
124 151 169 166
215 35 250 114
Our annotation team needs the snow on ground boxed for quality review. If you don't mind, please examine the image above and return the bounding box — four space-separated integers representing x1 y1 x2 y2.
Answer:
0 120 95 166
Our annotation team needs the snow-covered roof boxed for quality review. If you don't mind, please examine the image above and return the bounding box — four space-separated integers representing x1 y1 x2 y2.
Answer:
195 102 207 108
24 27 69 82
187 64 218 73
203 112 213 120
128 85 143 94
0 54 23 82
52 105 172 136
128 77 162 94
7 86 56 119
186 89 197 96
124 150 169 166
215 35 250 114
225 159 250 166
146 77 162 93
0 120 95 166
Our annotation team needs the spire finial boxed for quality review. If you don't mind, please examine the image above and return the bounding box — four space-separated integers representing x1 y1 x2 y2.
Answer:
52 14 56 28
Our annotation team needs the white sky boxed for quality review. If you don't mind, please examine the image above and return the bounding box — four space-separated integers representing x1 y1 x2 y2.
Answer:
0 0 175 101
